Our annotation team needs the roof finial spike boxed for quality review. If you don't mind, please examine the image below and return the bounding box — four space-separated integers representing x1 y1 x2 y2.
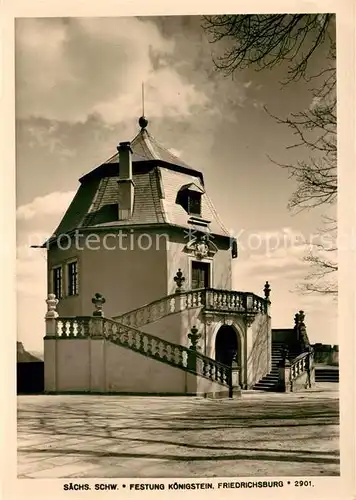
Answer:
139 82 148 130
142 82 145 117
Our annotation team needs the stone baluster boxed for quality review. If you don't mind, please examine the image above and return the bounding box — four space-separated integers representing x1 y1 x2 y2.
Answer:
245 294 255 327
169 297 176 313
68 319 76 337
161 340 168 360
146 337 153 356
45 294 59 337
154 340 161 358
175 346 183 366
76 318 83 337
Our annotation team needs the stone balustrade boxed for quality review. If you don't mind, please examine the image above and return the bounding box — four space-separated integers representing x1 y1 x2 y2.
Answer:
278 350 314 392
195 352 231 386
46 311 232 388
113 288 268 329
101 317 230 387
54 316 92 338
290 352 309 380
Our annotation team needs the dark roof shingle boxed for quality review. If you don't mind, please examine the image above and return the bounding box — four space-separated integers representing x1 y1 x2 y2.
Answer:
49 125 230 242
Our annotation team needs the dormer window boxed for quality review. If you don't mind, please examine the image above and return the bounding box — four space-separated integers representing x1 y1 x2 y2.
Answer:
187 191 201 215
177 182 205 217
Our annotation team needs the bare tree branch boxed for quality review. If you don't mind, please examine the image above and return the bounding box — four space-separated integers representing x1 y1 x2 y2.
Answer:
202 14 334 84
202 14 337 296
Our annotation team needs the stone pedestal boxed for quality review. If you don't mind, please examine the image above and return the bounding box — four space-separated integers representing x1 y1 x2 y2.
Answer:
44 338 57 393
44 294 59 393
230 360 241 397
89 339 106 392
187 350 197 372
278 359 291 392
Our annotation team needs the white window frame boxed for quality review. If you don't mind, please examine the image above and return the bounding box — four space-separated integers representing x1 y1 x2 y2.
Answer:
51 265 63 299
66 258 79 297
188 256 214 290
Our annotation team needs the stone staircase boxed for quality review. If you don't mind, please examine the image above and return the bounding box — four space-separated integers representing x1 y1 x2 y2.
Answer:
253 341 300 392
55 315 232 392
315 367 339 383
112 288 268 330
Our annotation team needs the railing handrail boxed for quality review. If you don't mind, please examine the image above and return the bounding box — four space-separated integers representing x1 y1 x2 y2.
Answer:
289 350 313 384
112 292 179 320
56 315 92 320
112 288 268 322
291 350 310 365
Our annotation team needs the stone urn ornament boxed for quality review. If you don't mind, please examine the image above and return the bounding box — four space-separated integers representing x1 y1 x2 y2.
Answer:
92 293 106 316
188 325 201 351
45 293 59 319
263 281 271 300
173 269 185 293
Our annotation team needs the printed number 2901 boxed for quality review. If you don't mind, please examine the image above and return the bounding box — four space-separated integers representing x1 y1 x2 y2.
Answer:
295 481 313 487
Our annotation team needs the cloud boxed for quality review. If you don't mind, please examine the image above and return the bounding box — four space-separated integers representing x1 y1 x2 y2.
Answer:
16 190 76 299
17 247 46 295
16 191 73 290
232 241 337 344
15 17 210 124
16 191 71 351
230 225 337 343
16 190 75 221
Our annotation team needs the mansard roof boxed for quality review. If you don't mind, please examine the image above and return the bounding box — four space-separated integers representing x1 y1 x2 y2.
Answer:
50 120 230 242
79 127 203 184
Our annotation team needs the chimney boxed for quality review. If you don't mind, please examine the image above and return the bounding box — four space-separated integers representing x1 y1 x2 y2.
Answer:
117 141 135 220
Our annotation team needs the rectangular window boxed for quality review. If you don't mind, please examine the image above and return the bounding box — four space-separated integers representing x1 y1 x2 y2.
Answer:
67 261 78 296
188 193 201 216
52 266 62 299
191 261 210 289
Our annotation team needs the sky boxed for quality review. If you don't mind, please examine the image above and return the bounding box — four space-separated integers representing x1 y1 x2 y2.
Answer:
15 16 337 353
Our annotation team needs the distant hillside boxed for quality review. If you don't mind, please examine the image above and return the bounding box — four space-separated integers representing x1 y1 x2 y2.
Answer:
29 351 44 361
17 342 42 363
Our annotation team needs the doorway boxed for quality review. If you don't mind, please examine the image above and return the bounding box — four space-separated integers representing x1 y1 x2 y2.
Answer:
215 325 238 367
191 261 210 289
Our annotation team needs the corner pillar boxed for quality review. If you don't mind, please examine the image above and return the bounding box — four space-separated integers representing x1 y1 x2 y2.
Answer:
230 357 241 398
278 358 291 392
44 294 59 393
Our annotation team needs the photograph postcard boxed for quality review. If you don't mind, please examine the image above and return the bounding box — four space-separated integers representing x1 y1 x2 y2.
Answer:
1 0 355 499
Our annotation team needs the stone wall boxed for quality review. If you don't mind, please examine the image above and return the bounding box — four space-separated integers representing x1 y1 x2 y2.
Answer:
246 314 271 388
312 343 339 365
272 328 295 344
166 228 232 294
290 367 315 392
48 230 169 319
44 337 229 397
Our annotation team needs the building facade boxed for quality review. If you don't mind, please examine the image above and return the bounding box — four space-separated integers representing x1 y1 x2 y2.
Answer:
43 117 314 396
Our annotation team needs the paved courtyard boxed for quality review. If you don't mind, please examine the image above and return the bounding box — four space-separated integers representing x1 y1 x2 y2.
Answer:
17 384 340 479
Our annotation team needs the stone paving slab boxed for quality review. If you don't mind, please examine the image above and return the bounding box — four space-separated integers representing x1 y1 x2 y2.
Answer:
17 384 340 478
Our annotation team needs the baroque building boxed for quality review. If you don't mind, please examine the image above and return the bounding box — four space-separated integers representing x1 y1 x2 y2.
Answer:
43 117 314 396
